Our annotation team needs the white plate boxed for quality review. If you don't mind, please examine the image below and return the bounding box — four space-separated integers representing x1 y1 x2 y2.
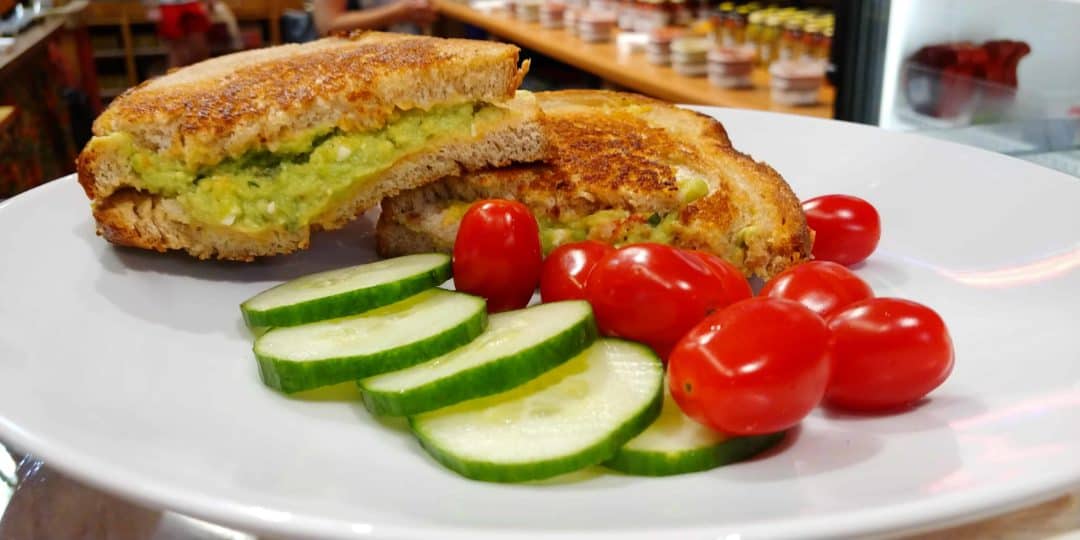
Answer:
2 109 1079 539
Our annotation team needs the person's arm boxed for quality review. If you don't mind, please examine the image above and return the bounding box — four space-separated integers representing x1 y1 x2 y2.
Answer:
313 0 411 35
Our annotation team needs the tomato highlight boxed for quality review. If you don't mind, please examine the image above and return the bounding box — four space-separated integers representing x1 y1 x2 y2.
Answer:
540 241 615 303
759 260 874 319
584 243 750 359
668 297 831 435
825 298 954 411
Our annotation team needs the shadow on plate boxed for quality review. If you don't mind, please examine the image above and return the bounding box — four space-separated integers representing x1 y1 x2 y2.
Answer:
287 381 366 402
93 212 382 284
89 212 382 335
526 467 608 486
821 393 987 435
720 425 886 483
857 254 913 293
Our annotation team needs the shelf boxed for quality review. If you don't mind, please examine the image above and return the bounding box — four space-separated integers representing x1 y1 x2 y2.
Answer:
434 0 834 117
84 0 304 97
100 87 128 99
93 48 125 59
94 46 168 59
134 46 167 56
0 106 15 134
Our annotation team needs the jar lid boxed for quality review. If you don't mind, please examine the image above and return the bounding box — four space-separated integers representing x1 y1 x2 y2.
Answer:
671 36 711 53
649 26 684 43
708 46 755 63
579 10 616 23
769 59 826 79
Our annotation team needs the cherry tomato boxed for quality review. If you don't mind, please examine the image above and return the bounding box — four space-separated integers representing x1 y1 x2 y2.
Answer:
759 260 874 319
685 251 754 307
584 243 743 358
452 200 542 313
825 298 954 411
540 241 615 303
802 194 881 266
668 297 830 435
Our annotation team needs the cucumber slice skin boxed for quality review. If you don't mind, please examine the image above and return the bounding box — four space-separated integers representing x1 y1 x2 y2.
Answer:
255 304 487 394
604 431 786 477
240 258 452 328
409 342 664 483
360 313 599 417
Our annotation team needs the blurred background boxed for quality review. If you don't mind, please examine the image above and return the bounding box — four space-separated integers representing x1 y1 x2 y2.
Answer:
2 0 1080 536
0 0 1078 194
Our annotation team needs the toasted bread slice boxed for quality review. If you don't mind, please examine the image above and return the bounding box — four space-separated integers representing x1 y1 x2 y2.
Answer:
77 32 546 261
377 90 811 279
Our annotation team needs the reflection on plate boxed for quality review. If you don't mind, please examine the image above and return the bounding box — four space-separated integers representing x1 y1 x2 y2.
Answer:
1 108 1079 539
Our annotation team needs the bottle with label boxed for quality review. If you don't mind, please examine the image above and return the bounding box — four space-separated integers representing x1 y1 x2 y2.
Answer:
817 25 833 61
728 5 750 45
712 2 734 44
801 22 821 61
746 10 765 57
780 16 804 60
759 12 783 66
671 0 692 26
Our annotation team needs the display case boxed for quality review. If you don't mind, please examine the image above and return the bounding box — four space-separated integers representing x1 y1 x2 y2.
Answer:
832 0 1080 176
84 0 303 104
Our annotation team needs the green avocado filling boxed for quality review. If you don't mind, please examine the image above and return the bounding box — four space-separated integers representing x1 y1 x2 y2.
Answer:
440 203 680 254
439 172 711 254
92 102 508 232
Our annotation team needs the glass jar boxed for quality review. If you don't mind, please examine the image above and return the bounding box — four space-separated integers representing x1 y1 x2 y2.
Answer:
759 13 783 66
801 22 821 61
817 26 833 61
780 16 804 60
745 10 765 56
728 5 751 45
670 0 692 26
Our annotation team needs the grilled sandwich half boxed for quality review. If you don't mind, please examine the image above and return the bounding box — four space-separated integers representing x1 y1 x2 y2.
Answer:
377 90 811 279
78 32 547 260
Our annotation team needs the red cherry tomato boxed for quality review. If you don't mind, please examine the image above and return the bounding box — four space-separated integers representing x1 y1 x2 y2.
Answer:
452 200 542 313
584 243 743 358
540 241 615 303
759 260 874 319
802 194 881 266
684 251 754 306
668 297 830 435
825 298 954 411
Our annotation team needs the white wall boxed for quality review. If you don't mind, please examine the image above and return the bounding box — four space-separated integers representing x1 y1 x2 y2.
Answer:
879 0 1080 129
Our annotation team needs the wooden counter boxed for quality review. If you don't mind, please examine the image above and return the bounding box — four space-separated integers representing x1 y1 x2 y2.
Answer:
435 0 833 118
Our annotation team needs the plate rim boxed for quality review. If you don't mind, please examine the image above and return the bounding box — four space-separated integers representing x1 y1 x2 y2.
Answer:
3 107 1080 538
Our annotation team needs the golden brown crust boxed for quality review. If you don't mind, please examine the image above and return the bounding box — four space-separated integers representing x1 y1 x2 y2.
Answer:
75 145 99 200
91 32 529 169
378 90 811 279
89 118 547 260
93 191 309 261
77 34 543 261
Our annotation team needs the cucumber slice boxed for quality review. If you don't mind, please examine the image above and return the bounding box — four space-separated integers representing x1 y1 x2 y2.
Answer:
359 301 597 416
604 388 786 476
241 254 451 327
410 339 664 483
254 289 486 393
